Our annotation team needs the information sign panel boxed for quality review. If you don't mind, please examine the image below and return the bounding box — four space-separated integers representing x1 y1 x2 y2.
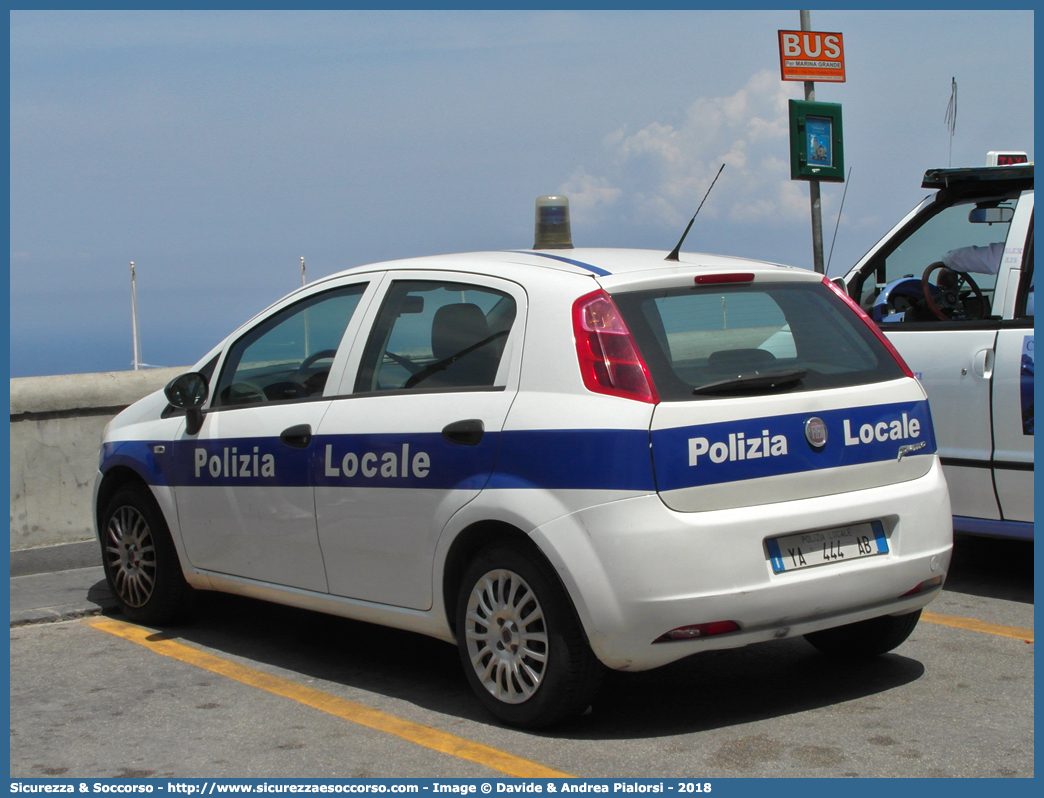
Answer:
789 100 845 182
778 30 846 82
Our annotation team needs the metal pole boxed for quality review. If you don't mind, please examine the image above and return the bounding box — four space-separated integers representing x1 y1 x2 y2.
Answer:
801 10 825 274
130 261 142 371
301 257 310 357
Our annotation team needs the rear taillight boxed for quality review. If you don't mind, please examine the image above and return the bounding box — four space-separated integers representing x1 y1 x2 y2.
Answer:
572 290 659 403
823 277 916 379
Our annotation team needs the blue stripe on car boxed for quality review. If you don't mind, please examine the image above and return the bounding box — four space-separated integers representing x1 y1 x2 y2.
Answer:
506 251 612 276
488 429 654 490
101 401 935 492
952 516 1034 540
651 401 935 492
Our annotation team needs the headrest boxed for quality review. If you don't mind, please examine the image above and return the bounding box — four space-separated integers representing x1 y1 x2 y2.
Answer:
707 348 777 375
431 303 491 361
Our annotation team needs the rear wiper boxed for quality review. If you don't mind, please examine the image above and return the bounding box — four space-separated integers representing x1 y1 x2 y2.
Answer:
692 368 807 396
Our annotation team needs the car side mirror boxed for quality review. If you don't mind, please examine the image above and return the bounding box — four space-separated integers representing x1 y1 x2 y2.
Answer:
165 372 209 436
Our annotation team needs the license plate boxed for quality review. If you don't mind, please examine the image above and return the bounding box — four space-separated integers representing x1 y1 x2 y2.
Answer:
766 521 888 574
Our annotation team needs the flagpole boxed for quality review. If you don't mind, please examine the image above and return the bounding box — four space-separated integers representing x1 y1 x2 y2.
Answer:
130 261 142 371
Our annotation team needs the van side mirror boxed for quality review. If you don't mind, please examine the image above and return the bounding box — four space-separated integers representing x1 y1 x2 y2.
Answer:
165 372 209 435
969 206 1014 224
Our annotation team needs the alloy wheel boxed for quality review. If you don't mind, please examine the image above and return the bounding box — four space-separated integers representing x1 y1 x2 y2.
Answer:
105 504 157 608
463 568 549 704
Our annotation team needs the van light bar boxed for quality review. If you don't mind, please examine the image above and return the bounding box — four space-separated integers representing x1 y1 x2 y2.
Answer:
653 620 740 643
694 273 755 285
900 575 944 597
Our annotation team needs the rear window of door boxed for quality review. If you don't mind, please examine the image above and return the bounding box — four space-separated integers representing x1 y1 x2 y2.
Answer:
354 280 517 393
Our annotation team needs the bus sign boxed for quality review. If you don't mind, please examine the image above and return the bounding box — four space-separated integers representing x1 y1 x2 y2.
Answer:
779 30 846 83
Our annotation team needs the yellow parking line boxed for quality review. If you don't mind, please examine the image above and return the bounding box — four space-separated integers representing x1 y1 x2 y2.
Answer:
921 611 1033 642
86 618 571 778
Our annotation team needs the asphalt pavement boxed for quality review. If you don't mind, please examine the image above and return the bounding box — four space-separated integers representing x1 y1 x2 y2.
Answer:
9 565 117 627
10 534 1033 777
11 542 1034 778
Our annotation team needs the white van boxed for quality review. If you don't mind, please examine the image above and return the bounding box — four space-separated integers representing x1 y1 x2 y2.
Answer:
843 158 1033 540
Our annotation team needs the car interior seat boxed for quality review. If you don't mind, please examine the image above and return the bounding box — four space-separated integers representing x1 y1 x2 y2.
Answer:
426 303 499 387
707 347 777 376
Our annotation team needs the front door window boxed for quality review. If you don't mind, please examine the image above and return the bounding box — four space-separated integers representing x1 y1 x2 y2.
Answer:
214 284 366 407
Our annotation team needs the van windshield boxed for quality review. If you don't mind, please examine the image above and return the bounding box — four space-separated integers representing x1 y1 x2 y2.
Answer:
876 198 1014 296
613 281 905 401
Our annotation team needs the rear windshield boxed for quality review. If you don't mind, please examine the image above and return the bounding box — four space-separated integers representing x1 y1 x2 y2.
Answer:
613 280 906 401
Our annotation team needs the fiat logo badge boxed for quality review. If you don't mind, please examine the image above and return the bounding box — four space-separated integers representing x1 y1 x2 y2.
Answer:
805 417 828 448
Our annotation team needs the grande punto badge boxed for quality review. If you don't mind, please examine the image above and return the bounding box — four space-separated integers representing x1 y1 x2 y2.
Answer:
804 417 828 448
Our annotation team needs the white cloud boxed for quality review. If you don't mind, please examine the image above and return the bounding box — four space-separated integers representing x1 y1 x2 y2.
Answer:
729 173 807 225
558 168 623 225
561 69 806 230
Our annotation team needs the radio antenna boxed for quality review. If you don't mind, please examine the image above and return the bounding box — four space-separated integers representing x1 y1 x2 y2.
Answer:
665 163 725 262
825 167 853 274
945 77 957 167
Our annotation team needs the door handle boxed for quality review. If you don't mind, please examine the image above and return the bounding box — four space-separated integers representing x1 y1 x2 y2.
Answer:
442 419 485 446
972 349 995 379
280 424 313 448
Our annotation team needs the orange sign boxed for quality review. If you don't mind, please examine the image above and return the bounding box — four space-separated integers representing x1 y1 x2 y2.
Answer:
778 30 846 82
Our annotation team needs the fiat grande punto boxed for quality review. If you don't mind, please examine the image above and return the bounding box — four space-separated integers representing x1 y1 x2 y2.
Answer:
95 242 953 728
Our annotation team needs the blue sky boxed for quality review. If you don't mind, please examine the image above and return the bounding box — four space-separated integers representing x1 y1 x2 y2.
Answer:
9 9 1034 377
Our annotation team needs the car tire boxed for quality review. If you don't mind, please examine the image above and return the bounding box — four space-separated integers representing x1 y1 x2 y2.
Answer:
804 609 922 658
456 545 603 729
100 485 195 625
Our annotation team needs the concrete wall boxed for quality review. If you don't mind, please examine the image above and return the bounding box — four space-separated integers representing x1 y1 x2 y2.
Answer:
10 367 188 552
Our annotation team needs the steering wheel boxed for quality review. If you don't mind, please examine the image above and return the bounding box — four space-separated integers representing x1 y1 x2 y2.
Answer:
282 349 339 398
298 349 338 372
227 382 268 405
921 262 988 321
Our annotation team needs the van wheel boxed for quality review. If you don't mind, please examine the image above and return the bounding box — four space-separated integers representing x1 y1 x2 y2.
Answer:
456 546 602 728
100 485 194 625
804 610 921 658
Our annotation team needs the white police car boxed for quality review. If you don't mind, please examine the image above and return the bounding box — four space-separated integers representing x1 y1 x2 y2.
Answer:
95 205 952 728
842 155 1033 540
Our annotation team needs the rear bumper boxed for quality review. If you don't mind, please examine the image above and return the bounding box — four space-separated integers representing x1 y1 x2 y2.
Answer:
952 516 1034 541
534 456 953 671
